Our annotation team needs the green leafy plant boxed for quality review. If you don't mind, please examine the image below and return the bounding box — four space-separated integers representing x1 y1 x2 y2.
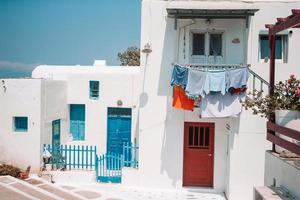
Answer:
244 75 300 120
117 46 140 66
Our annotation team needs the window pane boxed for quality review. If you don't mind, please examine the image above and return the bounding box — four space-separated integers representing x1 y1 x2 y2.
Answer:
260 35 269 59
260 35 282 59
192 33 205 55
89 81 99 99
14 117 28 132
194 127 199 146
209 34 222 56
275 36 282 59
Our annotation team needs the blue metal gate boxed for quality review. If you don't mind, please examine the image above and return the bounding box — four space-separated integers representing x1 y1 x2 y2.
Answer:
96 152 123 183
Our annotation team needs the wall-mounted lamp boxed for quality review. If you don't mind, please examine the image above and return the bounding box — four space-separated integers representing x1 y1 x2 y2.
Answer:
142 43 152 54
117 100 123 106
1 80 6 92
205 18 212 26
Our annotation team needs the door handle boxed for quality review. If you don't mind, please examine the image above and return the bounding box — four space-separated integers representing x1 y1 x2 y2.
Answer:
208 154 212 157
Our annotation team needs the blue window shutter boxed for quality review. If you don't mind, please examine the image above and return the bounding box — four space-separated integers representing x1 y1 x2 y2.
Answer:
260 35 283 60
70 104 85 140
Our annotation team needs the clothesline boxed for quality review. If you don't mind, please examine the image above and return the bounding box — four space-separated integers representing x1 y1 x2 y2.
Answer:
170 63 249 117
172 63 250 71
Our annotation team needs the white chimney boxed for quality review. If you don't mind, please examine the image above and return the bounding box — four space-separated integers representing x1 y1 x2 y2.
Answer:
93 60 106 67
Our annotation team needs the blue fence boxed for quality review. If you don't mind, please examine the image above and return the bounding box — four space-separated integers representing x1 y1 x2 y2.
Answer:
44 144 97 170
123 142 139 168
44 142 138 184
96 152 123 183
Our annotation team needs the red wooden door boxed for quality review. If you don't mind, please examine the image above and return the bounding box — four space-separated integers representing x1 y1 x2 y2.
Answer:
183 122 214 187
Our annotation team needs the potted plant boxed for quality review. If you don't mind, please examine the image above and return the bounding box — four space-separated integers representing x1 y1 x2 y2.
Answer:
244 75 300 154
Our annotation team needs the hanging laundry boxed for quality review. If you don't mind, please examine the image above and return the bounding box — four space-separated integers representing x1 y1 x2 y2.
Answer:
200 93 244 118
204 71 226 95
172 85 195 111
225 67 249 92
185 69 207 99
229 86 247 95
170 64 189 88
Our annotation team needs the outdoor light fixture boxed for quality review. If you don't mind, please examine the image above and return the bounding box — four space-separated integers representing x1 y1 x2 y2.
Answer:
142 43 152 54
205 19 212 25
117 100 123 106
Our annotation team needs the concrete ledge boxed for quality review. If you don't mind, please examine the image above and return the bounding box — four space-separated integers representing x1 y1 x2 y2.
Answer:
264 150 300 198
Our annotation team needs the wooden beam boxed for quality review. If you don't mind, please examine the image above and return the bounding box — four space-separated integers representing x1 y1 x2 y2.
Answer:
267 132 300 156
267 122 300 141
269 14 300 34
277 18 287 23
292 9 300 15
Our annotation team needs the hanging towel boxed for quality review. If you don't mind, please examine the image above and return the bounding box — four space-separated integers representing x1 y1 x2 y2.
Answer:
225 67 249 92
170 64 189 88
204 71 226 95
200 93 243 118
185 69 207 99
172 85 195 111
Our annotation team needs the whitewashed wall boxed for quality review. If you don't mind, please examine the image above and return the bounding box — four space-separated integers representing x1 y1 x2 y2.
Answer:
140 0 299 199
139 0 230 192
32 65 141 155
248 2 300 81
0 79 68 172
41 80 68 146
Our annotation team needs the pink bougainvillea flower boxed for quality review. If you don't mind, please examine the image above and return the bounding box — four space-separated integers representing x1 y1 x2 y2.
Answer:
296 88 300 97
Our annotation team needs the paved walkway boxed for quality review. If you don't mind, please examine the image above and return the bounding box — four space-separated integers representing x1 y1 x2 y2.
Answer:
0 176 225 200
59 183 226 200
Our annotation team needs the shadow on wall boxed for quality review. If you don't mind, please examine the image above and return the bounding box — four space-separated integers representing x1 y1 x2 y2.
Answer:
157 18 184 187
160 96 185 187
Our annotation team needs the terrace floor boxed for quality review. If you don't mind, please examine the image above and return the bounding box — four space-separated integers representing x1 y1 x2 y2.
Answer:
0 175 225 200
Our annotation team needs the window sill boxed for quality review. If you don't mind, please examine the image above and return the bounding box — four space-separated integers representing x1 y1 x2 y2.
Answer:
259 59 286 64
14 130 28 133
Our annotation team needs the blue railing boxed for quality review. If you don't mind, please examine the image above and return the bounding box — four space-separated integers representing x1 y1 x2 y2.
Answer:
96 152 123 183
123 142 139 168
44 144 97 170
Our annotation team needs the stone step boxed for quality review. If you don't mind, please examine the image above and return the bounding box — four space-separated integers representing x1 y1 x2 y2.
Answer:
0 175 103 200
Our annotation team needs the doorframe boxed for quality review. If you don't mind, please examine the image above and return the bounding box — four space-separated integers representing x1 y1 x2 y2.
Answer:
182 121 215 187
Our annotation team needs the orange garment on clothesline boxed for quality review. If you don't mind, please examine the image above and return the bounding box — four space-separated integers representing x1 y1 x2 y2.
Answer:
172 85 195 111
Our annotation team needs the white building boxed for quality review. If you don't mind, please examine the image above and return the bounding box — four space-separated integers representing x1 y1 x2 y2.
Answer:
0 1 300 200
0 61 141 171
137 0 300 200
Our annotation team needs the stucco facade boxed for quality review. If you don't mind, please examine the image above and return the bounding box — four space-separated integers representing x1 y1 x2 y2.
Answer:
0 1 300 200
138 1 300 199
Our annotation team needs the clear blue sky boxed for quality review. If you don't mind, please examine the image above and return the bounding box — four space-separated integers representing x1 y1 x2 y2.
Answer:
0 0 141 77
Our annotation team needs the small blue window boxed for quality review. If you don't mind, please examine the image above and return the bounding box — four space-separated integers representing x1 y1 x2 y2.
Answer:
260 35 283 60
89 81 99 99
14 117 28 132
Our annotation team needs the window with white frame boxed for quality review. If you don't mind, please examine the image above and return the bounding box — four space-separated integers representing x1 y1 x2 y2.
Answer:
259 34 288 63
190 31 224 63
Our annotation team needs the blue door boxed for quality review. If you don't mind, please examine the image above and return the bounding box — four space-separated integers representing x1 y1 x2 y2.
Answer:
70 104 85 140
52 119 60 146
107 108 132 155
